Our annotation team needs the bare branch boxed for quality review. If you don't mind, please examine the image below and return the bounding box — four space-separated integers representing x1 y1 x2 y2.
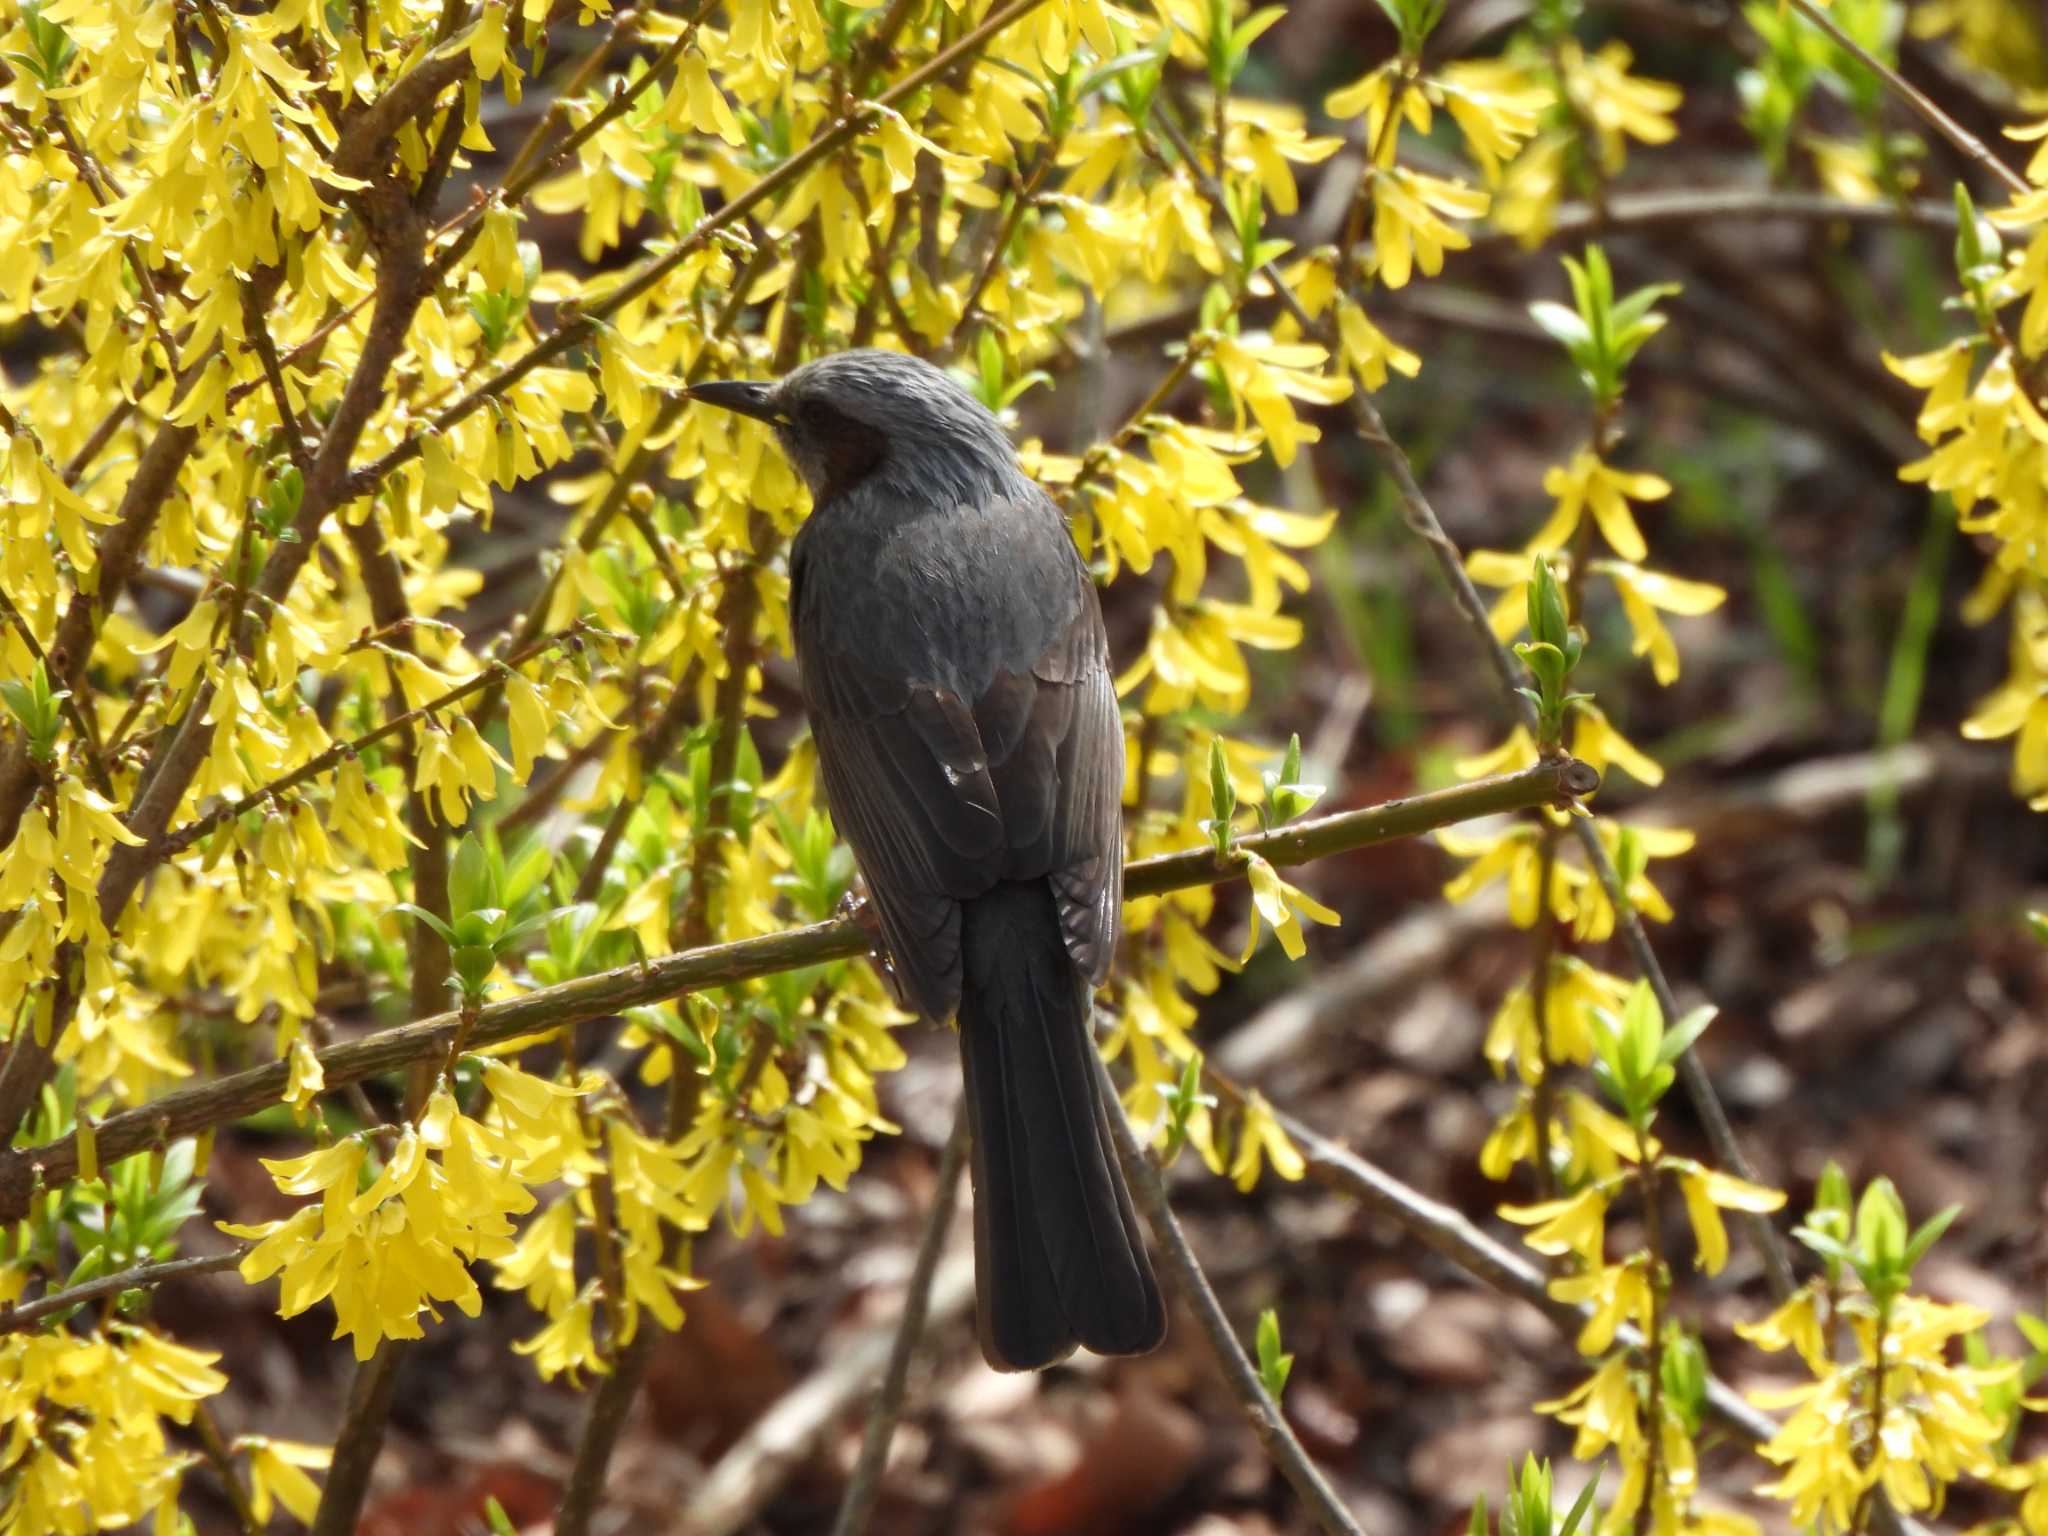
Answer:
829 1108 969 1536
0 1246 248 1334
1781 0 2028 198
1097 1051 1365 1536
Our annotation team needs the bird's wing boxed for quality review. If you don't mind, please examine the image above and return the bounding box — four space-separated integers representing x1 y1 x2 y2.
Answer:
974 586 1123 986
796 501 1124 1018
806 657 1002 1024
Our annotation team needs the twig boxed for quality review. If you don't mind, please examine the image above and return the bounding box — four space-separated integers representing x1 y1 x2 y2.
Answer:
1528 824 1562 1199
666 1257 979 1536
1469 187 1962 250
934 149 1057 363
193 1399 265 1536
557 535 779 1536
0 1246 248 1333
1096 1052 1365 1536
1262 1102 1784 1444
0 583 114 798
829 1107 969 1536
574 659 704 901
0 759 1590 1221
1569 818 1796 1299
425 4 714 284
242 282 313 475
309 1339 408 1536
149 626 584 862
1781 0 2029 199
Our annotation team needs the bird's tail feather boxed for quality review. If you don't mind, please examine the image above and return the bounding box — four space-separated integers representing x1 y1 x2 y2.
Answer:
958 881 1166 1371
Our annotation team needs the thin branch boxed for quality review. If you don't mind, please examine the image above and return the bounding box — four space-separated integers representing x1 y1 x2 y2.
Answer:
1262 1101 1785 1446
192 1400 265 1536
1781 0 2029 199
1269 1093 1933 1536
425 5 712 284
933 148 1057 363
0 583 114 799
149 625 587 862
1096 1052 1365 1536
1467 187 1962 252
559 519 779 1536
242 281 313 475
0 758 1590 1222
575 658 703 902
829 1106 969 1536
0 1246 247 1333
1569 818 1796 1298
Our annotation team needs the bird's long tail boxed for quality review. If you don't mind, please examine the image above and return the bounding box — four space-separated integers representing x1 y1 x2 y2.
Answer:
957 880 1166 1371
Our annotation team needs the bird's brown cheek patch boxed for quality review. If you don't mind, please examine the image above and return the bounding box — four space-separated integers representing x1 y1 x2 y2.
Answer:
806 404 888 500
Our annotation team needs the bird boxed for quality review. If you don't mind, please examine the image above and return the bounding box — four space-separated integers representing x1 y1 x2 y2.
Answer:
684 349 1166 1372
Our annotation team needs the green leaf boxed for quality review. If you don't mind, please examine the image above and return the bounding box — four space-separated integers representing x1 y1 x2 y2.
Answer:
2016 1312 2048 1355
1076 47 1163 103
1660 1327 1707 1434
448 833 499 921
1505 1454 1551 1536
1527 556 1570 651
1656 1005 1717 1065
1527 300 1591 354
1813 1159 1851 1218
1855 1176 1908 1278
1231 7 1287 56
1557 1469 1601 1536
1901 1203 1960 1272
1791 1224 1855 1268
390 902 457 947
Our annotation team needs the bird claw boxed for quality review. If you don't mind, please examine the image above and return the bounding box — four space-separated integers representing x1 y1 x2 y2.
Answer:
836 886 909 1004
837 886 884 946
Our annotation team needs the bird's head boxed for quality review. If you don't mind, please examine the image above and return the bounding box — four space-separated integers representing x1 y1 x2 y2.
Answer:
683 348 1018 506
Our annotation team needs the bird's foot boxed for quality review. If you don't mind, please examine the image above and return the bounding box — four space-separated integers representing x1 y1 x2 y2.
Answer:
836 886 884 948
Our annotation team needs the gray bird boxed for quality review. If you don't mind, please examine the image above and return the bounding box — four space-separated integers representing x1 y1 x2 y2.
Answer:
685 349 1166 1371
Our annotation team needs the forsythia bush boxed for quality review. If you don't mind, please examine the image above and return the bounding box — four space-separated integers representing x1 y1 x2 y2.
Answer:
0 0 2045 1529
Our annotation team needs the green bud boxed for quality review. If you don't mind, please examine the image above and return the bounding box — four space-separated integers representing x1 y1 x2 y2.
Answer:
1528 556 1570 651
1856 1176 1908 1278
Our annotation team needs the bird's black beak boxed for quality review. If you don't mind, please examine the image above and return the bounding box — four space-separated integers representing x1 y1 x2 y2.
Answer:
683 379 787 426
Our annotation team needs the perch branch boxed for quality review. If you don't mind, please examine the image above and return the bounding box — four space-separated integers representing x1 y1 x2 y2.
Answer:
0 759 1590 1221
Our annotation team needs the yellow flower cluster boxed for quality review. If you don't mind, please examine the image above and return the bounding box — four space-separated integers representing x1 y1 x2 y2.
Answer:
224 1063 603 1360
1743 1290 2010 1528
1883 132 2048 809
0 1326 225 1535
1504 1143 1784 1536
